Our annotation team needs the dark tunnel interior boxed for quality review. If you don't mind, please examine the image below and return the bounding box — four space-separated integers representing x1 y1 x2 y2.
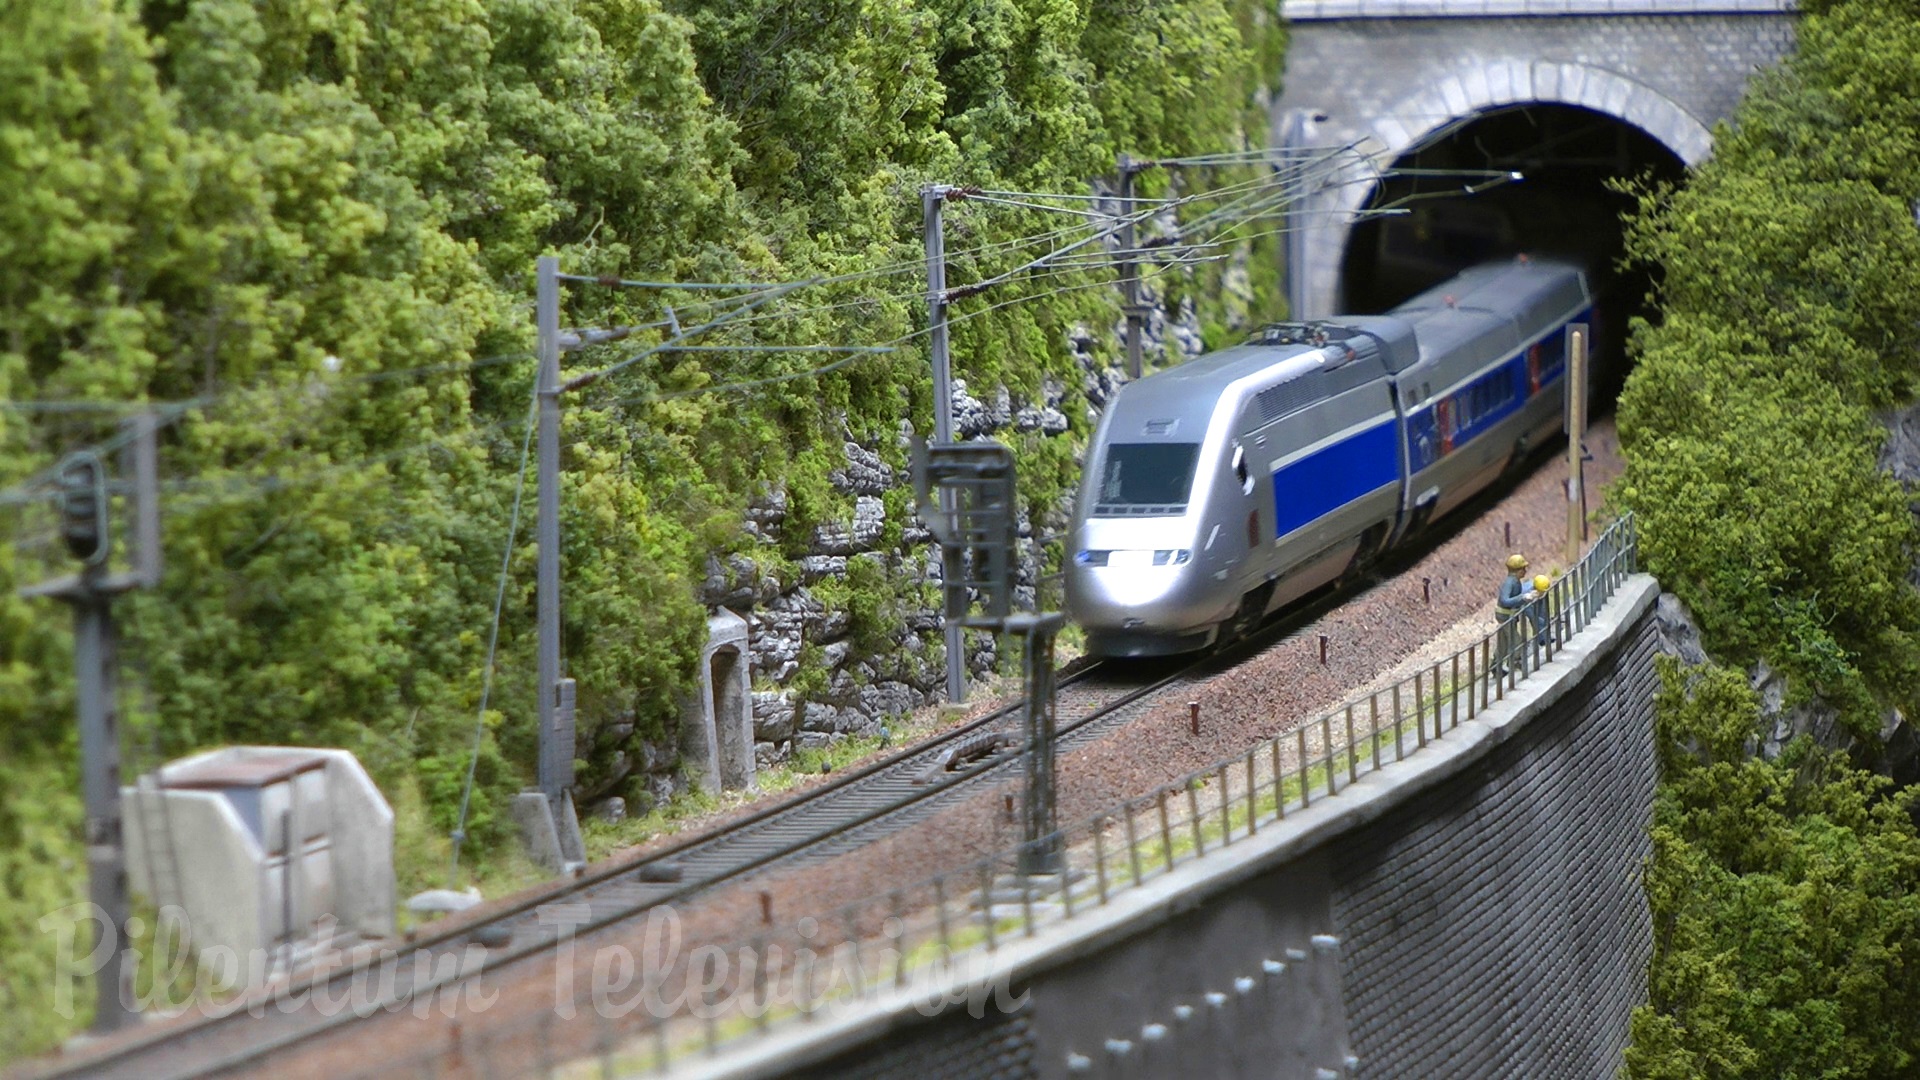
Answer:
1339 104 1687 413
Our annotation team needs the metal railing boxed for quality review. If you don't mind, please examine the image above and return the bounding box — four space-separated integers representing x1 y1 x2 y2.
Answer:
367 514 1638 1079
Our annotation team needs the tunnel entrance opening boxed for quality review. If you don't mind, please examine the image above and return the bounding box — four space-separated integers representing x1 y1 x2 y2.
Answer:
1340 104 1687 413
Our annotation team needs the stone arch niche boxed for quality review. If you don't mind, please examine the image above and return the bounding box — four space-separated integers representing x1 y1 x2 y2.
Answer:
1286 61 1712 319
681 609 755 793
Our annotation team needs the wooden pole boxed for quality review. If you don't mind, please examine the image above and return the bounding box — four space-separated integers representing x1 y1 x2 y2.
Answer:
1566 324 1588 567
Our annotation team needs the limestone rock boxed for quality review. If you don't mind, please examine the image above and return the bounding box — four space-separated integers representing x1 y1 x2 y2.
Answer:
832 440 896 495
1014 403 1070 435
702 552 777 609
801 701 845 733
1082 364 1127 412
797 554 847 582
820 638 854 669
811 497 885 556
752 691 796 741
858 680 923 720
952 380 1012 437
1653 592 1709 666
754 740 791 770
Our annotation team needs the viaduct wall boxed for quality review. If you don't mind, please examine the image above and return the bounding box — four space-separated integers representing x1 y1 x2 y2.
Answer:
697 574 1662 1080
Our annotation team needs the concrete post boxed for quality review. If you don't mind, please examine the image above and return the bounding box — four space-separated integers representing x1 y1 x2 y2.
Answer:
535 255 572 802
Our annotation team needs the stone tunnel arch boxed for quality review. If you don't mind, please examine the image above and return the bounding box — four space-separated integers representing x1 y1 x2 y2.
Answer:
1290 61 1711 323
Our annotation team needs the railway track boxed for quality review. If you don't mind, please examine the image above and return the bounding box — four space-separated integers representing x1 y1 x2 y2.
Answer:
47 617 1312 1080
46 444 1558 1080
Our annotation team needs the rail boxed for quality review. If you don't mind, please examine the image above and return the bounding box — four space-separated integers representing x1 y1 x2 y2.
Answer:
369 513 1639 1079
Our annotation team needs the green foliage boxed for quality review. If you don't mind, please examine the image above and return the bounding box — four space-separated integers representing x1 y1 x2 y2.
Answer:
1617 1 1920 1073
0 0 1284 1060
1626 660 1920 1079
1615 0 1920 728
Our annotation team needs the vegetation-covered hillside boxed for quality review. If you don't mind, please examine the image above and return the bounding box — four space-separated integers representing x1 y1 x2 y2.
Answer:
0 0 1283 1056
1616 0 1920 1073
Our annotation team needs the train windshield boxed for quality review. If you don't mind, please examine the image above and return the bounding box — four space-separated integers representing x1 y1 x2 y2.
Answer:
1096 443 1201 508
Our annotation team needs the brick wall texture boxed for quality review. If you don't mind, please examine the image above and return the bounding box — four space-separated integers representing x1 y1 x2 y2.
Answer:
1332 612 1658 1079
769 599 1659 1080
791 1006 1038 1080
1282 14 1797 136
1274 11 1796 315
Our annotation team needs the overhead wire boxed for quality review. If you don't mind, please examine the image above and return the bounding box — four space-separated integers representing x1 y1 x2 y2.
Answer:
448 388 538 888
0 141 1507 535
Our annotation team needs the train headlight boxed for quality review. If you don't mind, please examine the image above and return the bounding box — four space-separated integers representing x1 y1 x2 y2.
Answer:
1079 549 1186 569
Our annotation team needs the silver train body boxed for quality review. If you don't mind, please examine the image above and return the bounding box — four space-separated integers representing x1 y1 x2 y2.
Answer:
1067 258 1591 657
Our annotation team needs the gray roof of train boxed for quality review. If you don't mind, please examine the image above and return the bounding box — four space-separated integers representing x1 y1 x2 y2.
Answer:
1098 259 1587 442
1100 341 1323 440
1388 259 1588 367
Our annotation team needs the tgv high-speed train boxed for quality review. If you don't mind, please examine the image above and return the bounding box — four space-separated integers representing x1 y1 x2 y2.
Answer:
1066 257 1590 657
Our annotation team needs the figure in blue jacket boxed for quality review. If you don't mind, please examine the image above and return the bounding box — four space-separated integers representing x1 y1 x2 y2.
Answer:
1495 554 1546 672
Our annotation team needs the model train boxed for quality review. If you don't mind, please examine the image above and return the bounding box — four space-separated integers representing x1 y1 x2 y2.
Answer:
1065 257 1591 657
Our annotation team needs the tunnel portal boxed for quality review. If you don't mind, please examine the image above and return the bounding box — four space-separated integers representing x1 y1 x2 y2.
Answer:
1339 105 1687 409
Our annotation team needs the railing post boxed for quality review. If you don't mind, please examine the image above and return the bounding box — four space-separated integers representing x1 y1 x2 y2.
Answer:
1246 749 1259 836
1431 662 1444 739
1158 788 1175 870
1322 715 1335 797
981 862 999 950
1217 763 1234 843
1021 857 1036 926
934 874 951 954
1125 800 1143 885
1392 684 1404 760
1187 781 1205 855
1450 653 1461 728
1551 584 1566 653
704 967 720 1053
1414 671 1427 748
1345 705 1357 784
1272 737 1286 817
1467 644 1477 719
1297 726 1311 807
1059 832 1078 917
1481 638 1492 711
1369 695 1382 772
1094 818 1110 903
889 893 906 986
799 936 819 1021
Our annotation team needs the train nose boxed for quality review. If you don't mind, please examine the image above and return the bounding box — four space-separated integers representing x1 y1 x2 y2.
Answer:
1066 549 1195 620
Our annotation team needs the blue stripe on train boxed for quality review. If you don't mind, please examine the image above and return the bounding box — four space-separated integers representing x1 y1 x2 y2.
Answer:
1271 420 1401 539
1403 307 1590 473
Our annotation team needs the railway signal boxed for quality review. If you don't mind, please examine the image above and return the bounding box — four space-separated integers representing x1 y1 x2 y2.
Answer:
21 416 165 1034
912 440 1065 875
58 451 110 565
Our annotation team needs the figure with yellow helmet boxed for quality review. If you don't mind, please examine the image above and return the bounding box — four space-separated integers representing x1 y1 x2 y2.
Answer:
1496 553 1549 673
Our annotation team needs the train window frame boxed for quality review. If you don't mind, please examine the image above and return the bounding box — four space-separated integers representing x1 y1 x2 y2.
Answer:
1093 442 1202 513
1232 445 1253 494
